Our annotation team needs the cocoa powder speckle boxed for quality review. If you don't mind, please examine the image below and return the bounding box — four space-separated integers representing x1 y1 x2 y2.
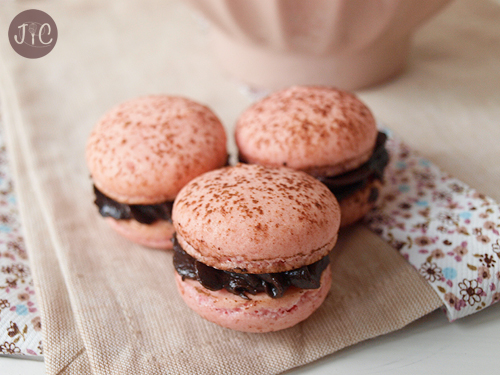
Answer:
173 163 340 272
235 86 377 172
86 95 227 204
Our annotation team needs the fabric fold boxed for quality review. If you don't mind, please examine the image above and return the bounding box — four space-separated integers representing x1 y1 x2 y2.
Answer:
0 58 92 374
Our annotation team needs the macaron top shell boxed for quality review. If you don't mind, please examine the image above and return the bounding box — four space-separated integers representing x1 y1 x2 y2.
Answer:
172 163 341 274
86 96 227 204
235 86 377 175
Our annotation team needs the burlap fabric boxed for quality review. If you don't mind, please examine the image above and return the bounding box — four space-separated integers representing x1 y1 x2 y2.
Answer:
0 0 498 374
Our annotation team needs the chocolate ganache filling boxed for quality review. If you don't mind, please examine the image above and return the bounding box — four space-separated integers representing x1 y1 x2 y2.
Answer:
173 234 330 299
316 131 389 201
93 186 173 224
238 132 389 202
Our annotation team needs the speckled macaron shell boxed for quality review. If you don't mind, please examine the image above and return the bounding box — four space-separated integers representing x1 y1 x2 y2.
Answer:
173 163 341 274
175 264 332 333
235 86 377 175
86 96 228 204
106 218 175 249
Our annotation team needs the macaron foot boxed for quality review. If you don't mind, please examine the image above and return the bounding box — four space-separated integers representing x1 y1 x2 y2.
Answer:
175 265 332 333
339 179 382 227
106 218 174 249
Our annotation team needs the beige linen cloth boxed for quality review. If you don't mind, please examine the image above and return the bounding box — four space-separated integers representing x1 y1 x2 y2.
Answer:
0 0 499 374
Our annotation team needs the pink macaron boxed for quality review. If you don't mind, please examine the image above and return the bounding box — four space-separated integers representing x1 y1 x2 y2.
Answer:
172 163 341 332
235 85 389 227
86 95 228 249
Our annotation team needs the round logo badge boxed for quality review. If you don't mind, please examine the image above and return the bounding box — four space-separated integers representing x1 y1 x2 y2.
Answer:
8 9 58 59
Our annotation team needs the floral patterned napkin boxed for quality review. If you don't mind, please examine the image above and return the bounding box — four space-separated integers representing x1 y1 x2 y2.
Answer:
0 111 42 357
366 129 500 321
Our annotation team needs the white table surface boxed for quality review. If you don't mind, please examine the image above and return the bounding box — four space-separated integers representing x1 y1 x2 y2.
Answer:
2 301 499 374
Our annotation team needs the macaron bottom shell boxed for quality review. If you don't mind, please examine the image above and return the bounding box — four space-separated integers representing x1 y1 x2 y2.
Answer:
106 218 175 250
174 264 332 333
339 179 382 227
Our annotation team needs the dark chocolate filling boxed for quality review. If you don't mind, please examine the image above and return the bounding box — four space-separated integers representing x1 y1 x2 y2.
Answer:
93 186 173 225
316 132 389 201
173 234 329 299
238 132 389 202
